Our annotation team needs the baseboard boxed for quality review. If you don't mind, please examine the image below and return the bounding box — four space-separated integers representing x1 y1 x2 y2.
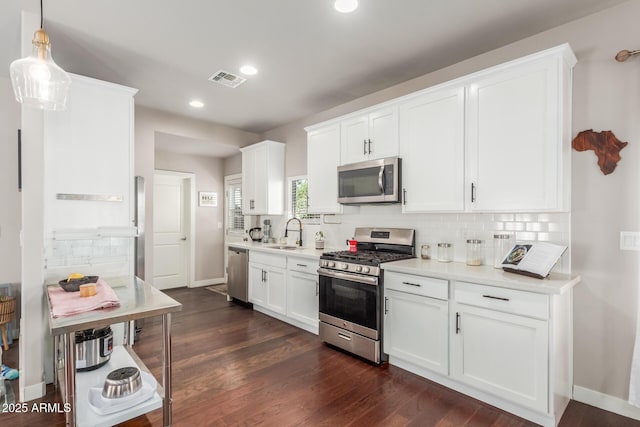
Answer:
573 385 640 421
21 381 46 402
190 277 225 288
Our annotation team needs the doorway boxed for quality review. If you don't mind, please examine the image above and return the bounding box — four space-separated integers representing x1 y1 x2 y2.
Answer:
153 170 195 289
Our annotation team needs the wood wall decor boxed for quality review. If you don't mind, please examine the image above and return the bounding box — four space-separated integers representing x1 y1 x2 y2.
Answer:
572 129 628 175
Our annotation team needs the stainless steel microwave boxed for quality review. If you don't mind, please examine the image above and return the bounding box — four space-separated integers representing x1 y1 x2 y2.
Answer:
337 157 401 204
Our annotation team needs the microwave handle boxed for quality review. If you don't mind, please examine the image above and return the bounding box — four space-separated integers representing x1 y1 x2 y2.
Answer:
378 166 385 194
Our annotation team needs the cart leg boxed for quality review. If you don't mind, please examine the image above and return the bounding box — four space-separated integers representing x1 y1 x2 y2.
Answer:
162 313 172 426
65 332 76 427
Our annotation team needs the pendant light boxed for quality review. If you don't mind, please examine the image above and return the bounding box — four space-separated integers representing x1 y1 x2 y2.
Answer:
9 0 71 111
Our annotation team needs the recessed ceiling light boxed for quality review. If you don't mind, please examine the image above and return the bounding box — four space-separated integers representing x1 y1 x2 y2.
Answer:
189 100 204 108
334 0 358 13
240 65 258 76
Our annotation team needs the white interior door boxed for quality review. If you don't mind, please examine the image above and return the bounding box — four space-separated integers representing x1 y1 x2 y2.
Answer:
153 172 189 289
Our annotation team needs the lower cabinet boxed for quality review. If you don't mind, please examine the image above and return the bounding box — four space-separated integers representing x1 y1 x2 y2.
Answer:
248 252 287 315
286 270 319 330
382 270 571 427
249 251 319 334
383 288 448 375
451 302 549 412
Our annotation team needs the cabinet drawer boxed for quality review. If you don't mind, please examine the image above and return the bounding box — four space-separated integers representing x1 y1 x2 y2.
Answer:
385 272 448 300
249 251 287 269
288 256 319 275
455 282 549 320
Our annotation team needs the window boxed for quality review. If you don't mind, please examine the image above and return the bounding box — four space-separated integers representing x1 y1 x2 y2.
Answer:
288 176 320 223
225 175 244 235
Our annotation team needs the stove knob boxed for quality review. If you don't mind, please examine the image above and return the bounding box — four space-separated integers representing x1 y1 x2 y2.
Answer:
321 260 327 267
362 267 370 274
328 261 335 268
340 263 349 270
355 265 363 273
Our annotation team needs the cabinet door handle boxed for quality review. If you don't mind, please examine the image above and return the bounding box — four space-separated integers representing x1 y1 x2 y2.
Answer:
471 183 476 203
384 296 389 314
261 270 266 282
264 271 268 282
363 139 367 155
456 312 461 334
315 282 319 296
482 294 510 302
402 281 421 287
296 263 308 268
367 139 372 154
403 188 407 205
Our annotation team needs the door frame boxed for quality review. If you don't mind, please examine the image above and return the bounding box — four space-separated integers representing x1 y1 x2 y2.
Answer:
223 173 243 283
154 169 196 288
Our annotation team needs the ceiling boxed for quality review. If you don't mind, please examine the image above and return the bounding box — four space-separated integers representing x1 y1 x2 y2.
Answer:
0 0 630 138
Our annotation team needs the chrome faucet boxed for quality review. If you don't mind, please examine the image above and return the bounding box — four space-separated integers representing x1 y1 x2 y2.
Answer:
284 217 303 247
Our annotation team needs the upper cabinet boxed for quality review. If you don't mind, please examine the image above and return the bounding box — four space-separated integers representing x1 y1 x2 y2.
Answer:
241 140 285 215
399 85 465 212
306 124 343 214
466 50 575 212
341 106 398 164
305 44 576 213
44 74 138 230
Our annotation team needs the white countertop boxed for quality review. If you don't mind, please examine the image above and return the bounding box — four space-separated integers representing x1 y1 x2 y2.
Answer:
382 258 580 295
227 241 330 260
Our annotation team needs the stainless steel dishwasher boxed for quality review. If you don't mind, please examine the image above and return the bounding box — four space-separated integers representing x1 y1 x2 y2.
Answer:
227 246 249 302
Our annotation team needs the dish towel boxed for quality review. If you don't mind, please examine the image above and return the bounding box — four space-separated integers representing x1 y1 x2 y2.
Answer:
630 319 640 407
48 278 120 318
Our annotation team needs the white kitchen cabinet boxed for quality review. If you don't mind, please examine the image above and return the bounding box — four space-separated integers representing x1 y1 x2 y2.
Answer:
382 260 577 427
241 140 285 215
286 270 319 332
451 281 549 413
249 251 287 315
248 263 267 306
384 288 449 375
465 48 575 211
44 74 137 230
341 106 398 164
306 124 342 214
398 85 465 212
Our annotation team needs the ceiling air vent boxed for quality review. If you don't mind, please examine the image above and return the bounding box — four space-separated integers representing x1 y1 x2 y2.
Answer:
208 70 247 88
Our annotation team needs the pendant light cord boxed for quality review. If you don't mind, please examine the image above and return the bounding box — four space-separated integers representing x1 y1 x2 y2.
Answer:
40 0 43 29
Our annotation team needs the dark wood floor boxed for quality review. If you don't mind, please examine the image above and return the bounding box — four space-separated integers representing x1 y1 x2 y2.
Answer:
3 287 640 426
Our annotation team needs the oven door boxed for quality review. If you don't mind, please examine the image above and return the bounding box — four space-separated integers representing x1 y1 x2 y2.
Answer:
318 268 380 339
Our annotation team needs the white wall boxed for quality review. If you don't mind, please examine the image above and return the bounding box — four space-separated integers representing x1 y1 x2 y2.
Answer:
135 106 259 283
255 1 640 402
0 77 21 285
155 151 226 282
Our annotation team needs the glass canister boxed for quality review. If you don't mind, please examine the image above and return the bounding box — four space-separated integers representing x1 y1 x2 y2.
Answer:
466 239 484 266
420 244 431 260
437 243 452 263
493 233 514 268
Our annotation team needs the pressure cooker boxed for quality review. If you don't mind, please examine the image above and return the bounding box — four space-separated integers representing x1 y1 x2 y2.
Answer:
75 326 113 372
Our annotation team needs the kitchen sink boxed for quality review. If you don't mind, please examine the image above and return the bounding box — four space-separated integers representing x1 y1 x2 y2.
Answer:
265 244 299 250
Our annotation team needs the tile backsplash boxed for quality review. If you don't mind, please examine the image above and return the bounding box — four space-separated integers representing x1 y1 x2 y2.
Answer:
43 228 135 281
259 205 571 273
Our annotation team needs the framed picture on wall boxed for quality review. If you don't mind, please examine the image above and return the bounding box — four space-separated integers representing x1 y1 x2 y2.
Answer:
199 191 217 207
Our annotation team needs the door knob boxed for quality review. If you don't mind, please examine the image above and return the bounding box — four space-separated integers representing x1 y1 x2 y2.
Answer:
181 237 187 241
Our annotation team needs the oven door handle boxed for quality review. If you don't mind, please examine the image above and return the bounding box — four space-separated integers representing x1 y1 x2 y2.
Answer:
317 268 379 286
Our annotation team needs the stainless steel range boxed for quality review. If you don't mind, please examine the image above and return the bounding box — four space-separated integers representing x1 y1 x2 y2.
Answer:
317 227 415 363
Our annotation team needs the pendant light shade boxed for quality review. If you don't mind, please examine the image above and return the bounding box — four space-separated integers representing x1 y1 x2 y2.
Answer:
9 2 71 111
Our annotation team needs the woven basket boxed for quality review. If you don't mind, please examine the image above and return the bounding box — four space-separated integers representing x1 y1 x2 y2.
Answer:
0 297 15 325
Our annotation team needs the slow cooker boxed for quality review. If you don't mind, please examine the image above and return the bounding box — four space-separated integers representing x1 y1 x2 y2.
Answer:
75 326 113 371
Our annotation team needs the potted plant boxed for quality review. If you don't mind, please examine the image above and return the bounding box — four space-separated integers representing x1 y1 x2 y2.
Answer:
315 231 325 250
